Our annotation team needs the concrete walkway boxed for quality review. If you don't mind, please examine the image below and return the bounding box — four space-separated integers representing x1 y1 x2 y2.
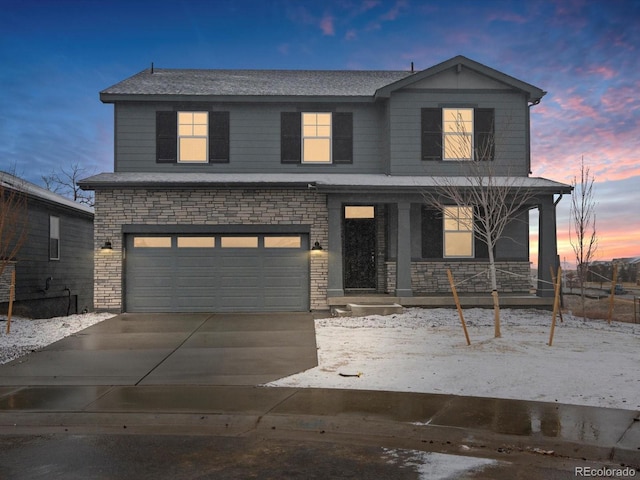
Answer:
0 313 637 468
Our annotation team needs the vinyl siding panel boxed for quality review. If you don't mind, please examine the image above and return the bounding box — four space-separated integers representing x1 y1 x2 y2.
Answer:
114 102 386 174
389 91 529 176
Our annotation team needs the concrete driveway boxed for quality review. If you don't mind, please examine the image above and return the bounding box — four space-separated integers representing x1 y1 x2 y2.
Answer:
0 312 318 386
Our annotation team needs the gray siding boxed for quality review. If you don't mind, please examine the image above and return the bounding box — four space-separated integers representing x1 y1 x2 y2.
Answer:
11 199 93 318
388 90 530 176
114 102 386 174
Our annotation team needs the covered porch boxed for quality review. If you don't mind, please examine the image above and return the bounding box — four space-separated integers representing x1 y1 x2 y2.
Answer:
320 179 570 308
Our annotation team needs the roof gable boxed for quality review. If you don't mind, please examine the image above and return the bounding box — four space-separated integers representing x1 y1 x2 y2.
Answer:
375 55 546 102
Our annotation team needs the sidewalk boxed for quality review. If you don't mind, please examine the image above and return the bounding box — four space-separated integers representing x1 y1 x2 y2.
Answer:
0 385 638 467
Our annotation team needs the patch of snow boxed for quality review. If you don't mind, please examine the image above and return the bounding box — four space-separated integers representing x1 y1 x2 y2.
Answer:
0 312 115 364
268 308 640 411
382 448 497 479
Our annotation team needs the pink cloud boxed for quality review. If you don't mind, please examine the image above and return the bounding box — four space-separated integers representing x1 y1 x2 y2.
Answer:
320 14 335 35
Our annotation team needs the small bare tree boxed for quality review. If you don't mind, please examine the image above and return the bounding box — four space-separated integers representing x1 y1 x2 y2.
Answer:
0 173 29 279
569 156 597 319
423 110 537 338
42 162 95 207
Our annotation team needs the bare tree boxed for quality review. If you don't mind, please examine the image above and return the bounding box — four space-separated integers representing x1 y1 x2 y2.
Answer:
0 173 29 279
569 156 597 319
422 111 537 338
42 162 94 207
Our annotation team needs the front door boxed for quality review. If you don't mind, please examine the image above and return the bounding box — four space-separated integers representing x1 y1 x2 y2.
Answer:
343 206 376 290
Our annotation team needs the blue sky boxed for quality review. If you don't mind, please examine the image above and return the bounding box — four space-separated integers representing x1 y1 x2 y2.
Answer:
1 0 638 262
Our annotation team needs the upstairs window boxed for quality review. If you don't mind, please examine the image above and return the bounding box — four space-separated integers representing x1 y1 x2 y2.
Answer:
156 111 229 163
178 112 208 163
302 113 332 163
421 108 494 161
443 108 473 161
281 111 353 164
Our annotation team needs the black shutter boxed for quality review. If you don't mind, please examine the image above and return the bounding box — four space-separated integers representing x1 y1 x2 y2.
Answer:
474 210 490 259
421 207 443 258
281 112 301 163
421 108 442 161
474 108 494 161
209 111 230 163
156 111 177 163
332 112 353 164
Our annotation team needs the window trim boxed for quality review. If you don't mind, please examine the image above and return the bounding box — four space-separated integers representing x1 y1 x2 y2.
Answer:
177 111 209 163
442 108 474 161
49 216 60 260
302 112 332 164
443 206 474 258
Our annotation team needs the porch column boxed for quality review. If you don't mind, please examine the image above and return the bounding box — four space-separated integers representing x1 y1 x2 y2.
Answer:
327 197 344 297
396 201 413 297
537 195 559 297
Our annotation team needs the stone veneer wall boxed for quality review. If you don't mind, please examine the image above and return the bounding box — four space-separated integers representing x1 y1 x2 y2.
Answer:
386 261 531 294
94 188 328 312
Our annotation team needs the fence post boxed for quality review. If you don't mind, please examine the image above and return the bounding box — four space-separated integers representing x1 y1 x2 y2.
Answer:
447 269 470 346
548 266 562 346
607 264 618 324
6 269 16 335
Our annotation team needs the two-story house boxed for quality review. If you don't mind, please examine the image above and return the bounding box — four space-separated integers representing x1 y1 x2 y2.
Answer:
80 56 571 313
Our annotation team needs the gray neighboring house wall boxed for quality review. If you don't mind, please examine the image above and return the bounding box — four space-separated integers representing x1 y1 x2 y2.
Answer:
1 172 94 318
80 55 571 313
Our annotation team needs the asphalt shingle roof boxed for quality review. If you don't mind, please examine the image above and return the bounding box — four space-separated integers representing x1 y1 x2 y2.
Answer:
101 68 413 97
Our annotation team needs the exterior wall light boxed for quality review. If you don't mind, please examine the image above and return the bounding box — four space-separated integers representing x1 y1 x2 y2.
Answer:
101 240 113 251
311 241 323 251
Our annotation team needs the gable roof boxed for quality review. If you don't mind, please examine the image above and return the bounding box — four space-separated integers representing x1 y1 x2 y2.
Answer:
100 55 545 103
374 55 546 102
0 172 94 215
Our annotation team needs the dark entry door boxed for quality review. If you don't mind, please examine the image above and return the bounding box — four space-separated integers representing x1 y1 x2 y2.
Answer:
343 217 376 290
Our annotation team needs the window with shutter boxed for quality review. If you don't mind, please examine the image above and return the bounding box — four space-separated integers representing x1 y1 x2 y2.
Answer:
421 107 495 162
281 111 353 164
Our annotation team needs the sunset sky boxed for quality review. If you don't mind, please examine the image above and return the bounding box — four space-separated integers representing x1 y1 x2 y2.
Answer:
2 0 638 265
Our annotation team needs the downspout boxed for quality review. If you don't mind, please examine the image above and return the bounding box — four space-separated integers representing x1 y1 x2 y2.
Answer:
554 193 563 207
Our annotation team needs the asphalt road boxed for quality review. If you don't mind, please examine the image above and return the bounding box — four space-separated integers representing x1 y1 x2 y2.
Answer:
0 432 635 480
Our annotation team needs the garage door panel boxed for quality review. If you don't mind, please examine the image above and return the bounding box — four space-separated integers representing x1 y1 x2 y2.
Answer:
126 233 309 312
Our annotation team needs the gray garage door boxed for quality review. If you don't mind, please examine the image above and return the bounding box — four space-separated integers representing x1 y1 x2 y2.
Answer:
125 233 310 312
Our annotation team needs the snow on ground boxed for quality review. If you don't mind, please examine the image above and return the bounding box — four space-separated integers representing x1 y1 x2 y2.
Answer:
0 308 638 412
268 308 640 411
0 312 115 364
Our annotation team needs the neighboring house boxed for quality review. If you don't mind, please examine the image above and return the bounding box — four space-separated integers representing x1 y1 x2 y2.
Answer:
80 55 571 313
0 172 94 318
